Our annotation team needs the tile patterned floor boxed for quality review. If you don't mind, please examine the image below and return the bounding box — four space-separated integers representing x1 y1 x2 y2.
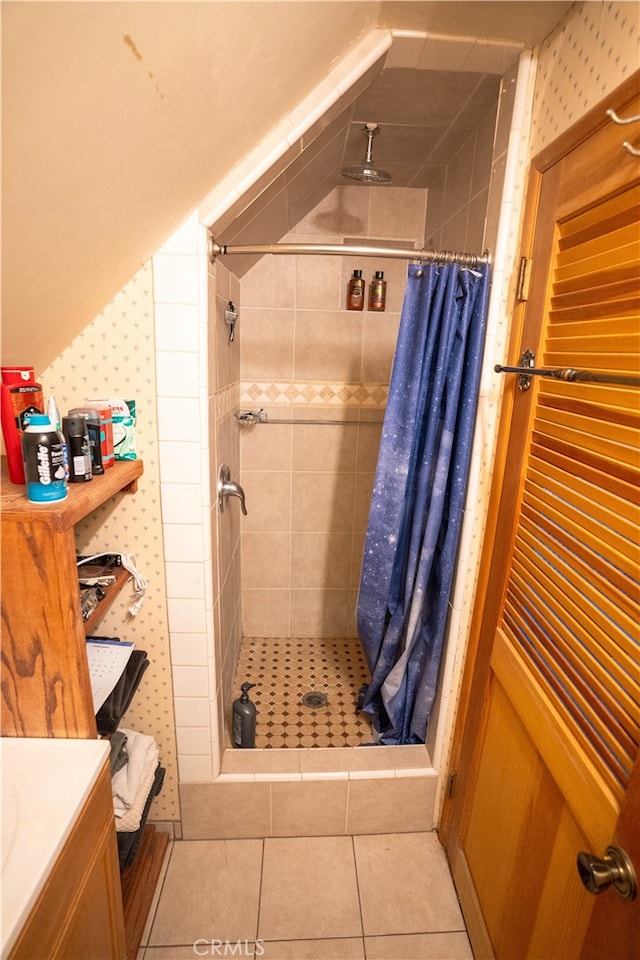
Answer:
142 832 474 959
228 638 373 748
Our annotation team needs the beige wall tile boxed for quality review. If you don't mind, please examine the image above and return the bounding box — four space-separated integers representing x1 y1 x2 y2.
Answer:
271 779 348 835
367 187 427 240
241 307 295 380
243 531 291 588
290 588 350 637
295 253 344 311
294 309 364 381
291 532 353 588
356 422 382 471
242 253 297 308
361 313 399 382
466 188 490 254
292 422 357 472
180 782 271 839
295 185 369 237
292 472 355 532
243 588 291 637
242 470 291 531
241 422 292 471
346 777 435 834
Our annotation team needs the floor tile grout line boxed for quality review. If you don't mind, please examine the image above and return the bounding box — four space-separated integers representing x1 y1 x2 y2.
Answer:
350 834 366 942
140 837 176 948
255 837 266 947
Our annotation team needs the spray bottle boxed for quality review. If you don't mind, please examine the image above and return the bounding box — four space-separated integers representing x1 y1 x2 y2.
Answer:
232 682 257 748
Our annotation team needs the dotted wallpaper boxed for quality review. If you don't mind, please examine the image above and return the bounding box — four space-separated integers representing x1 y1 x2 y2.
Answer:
530 0 640 155
41 262 179 822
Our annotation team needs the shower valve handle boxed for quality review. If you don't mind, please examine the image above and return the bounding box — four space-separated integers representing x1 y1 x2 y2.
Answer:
217 464 248 515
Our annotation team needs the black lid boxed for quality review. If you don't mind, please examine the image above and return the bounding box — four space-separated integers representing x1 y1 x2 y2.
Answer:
353 269 363 278
375 271 384 279
62 415 89 436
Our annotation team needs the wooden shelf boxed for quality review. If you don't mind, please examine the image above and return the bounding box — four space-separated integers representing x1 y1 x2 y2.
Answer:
1 459 143 528
1 458 144 739
82 564 133 635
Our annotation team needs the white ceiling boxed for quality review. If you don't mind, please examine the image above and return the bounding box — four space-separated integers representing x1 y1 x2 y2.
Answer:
1 2 574 375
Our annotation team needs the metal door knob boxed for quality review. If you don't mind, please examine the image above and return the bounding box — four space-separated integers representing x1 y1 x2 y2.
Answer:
217 464 248 515
576 845 637 900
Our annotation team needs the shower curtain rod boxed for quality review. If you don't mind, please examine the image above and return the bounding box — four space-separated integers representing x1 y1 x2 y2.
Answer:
208 235 489 269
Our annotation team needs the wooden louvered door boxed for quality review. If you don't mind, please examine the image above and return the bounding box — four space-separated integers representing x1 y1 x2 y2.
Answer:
442 73 639 959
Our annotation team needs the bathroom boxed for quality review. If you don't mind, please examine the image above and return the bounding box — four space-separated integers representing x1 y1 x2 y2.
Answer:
65 25 521 833
12 0 633 832
3 1 638 955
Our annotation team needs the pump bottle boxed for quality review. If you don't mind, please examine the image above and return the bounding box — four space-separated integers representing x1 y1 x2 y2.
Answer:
232 682 257 748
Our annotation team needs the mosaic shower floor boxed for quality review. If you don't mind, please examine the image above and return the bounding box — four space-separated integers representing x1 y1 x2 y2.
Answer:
228 637 373 748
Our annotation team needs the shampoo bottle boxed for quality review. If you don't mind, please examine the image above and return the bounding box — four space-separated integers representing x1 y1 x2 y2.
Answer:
347 269 365 310
232 682 257 748
369 271 387 311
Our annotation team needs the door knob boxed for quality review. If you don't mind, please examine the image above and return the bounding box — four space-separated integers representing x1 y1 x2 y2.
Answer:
217 464 248 515
576 845 637 900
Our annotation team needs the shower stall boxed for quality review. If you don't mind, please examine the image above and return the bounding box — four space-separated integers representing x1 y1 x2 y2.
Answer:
152 40 534 828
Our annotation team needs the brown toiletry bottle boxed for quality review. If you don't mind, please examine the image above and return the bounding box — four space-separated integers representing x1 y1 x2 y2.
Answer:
347 269 365 310
369 271 386 311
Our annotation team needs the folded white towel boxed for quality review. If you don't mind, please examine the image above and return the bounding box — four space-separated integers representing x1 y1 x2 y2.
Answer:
115 763 158 832
112 727 158 817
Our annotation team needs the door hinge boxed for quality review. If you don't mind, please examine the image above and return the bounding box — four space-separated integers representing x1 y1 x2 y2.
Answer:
448 773 458 798
516 256 532 301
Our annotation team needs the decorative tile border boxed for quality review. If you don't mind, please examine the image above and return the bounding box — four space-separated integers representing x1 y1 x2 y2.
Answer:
240 380 389 408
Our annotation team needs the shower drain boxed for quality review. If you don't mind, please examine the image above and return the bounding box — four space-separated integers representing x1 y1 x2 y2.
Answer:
301 691 329 710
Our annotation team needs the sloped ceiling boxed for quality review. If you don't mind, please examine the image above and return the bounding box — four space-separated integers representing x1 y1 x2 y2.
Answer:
2 1 573 375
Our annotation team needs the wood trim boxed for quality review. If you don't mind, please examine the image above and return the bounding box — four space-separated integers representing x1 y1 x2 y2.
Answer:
532 70 640 174
439 160 553 847
448 846 495 960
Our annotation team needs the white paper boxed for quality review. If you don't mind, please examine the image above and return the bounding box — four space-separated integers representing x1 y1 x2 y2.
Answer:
86 638 134 713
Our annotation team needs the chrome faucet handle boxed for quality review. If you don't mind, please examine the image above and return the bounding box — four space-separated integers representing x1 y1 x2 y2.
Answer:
217 464 248 515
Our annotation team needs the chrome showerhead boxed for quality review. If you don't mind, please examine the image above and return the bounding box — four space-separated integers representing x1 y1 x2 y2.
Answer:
341 123 392 184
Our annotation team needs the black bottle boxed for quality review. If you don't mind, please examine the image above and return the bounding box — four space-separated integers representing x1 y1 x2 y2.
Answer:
232 682 257 748
62 415 92 482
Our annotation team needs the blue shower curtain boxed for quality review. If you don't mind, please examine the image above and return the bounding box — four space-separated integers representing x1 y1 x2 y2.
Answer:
357 261 490 745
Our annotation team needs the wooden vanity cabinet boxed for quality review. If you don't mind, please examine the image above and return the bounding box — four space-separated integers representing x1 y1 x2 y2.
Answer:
7 759 126 960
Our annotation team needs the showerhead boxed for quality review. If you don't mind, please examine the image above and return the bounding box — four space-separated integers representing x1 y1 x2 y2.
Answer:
341 123 392 184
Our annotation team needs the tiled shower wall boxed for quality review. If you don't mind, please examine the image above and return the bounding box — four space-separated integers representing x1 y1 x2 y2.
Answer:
423 96 498 252
238 184 425 639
